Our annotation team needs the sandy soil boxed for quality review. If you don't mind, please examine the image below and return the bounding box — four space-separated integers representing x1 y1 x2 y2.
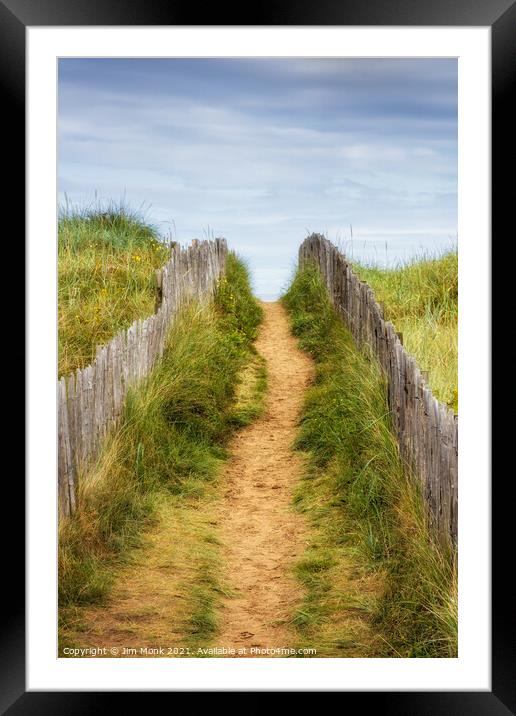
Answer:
215 301 314 656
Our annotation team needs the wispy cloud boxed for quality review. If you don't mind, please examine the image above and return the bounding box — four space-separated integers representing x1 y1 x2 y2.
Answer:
58 58 457 299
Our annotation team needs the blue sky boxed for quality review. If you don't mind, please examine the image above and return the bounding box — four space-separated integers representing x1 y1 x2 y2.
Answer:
58 58 457 299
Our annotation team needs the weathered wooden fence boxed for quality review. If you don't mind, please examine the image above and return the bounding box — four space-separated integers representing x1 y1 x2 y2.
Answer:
299 234 458 546
58 238 228 519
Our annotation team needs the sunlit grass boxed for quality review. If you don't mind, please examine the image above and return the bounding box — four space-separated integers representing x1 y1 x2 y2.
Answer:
58 201 170 376
353 250 458 412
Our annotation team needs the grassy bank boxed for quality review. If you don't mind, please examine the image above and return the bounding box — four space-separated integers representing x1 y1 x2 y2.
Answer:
354 251 458 412
283 264 457 658
59 253 264 649
58 203 169 376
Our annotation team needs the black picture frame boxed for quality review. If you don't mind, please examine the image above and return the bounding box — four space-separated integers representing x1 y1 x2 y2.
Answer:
5 0 512 710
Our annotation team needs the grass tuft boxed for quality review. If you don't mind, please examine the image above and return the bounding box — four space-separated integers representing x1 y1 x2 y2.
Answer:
283 263 457 658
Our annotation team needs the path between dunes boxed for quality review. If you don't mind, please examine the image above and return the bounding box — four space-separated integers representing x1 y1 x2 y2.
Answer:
215 301 314 655
61 301 314 657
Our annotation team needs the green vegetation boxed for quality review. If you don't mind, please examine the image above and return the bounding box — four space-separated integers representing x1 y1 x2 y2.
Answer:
58 202 169 376
59 253 264 647
354 250 458 412
283 264 457 658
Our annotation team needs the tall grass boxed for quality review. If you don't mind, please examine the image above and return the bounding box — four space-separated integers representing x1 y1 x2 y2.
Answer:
354 251 458 412
283 265 457 658
59 254 263 624
58 201 170 376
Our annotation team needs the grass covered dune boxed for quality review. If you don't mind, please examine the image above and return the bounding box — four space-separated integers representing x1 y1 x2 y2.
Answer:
58 202 170 376
354 250 458 413
283 265 457 658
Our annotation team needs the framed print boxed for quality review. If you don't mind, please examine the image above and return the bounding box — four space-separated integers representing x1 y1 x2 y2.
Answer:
4 0 513 708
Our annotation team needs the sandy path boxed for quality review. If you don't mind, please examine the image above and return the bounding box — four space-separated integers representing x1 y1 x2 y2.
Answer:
215 301 314 656
60 301 315 658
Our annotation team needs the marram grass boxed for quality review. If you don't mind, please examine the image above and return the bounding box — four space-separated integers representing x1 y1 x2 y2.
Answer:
58 202 170 376
353 250 458 413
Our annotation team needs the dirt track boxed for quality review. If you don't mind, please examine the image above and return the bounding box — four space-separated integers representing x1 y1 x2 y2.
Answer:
60 301 316 658
215 301 314 656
